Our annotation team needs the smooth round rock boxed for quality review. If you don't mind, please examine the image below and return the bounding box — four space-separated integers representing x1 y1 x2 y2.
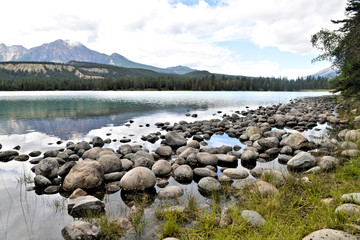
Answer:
165 131 187 148
196 152 218 165
152 160 172 176
155 146 172 158
223 168 249 179
198 177 222 193
193 167 218 178
173 165 193 182
241 210 266 227
287 152 316 171
302 229 358 240
158 186 184 199
35 157 60 179
62 221 101 240
98 154 122 173
82 147 102 160
119 167 156 191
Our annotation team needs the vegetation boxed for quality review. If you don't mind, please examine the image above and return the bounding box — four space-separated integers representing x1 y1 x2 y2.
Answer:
312 0 360 98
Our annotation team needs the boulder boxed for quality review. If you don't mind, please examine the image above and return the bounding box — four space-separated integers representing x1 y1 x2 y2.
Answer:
216 154 237 164
287 152 316 171
82 147 102 160
165 131 187 148
241 210 266 227
278 154 292 164
247 126 263 138
341 149 360 157
68 195 105 217
196 152 218 165
14 154 29 161
335 203 360 217
29 151 42 157
34 175 52 188
0 150 19 162
280 133 309 150
345 130 360 142
62 221 101 240
198 177 222 193
121 159 133 170
92 136 104 148
302 229 358 240
134 156 155 169
58 161 77 178
152 160 172 176
187 140 200 149
193 167 218 178
131 150 154 163
318 156 339 171
74 141 91 152
97 154 122 173
63 160 104 192
118 144 132 155
260 170 285 187
158 186 184 199
179 148 198 159
104 172 126 182
341 193 360 205
257 137 279 150
35 157 59 179
69 188 88 199
223 168 249 179
241 149 259 162
43 150 59 158
173 165 193 182
341 141 359 150
250 180 279 197
119 167 156 191
155 146 173 158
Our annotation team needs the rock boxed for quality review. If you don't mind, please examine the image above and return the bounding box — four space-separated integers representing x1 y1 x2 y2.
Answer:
198 177 222 193
260 170 285 187
341 141 359 150
232 178 258 190
29 157 43 164
68 155 80 161
179 147 198 159
196 152 218 165
345 130 360 142
74 141 91 152
318 156 340 171
280 146 293 154
287 152 316 171
35 158 59 179
97 154 122 173
165 131 187 148
341 149 360 157
216 154 237 164
241 210 266 227
58 161 77 178
44 185 60 194
341 193 360 205
278 154 292 164
43 150 59 158
187 140 200 149
250 134 261 141
111 217 133 231
280 133 309 150
82 147 102 160
69 188 88 199
134 156 155 169
258 137 279 150
104 172 126 182
155 145 173 158
250 180 279 197
92 136 104 148
119 167 156 190
68 196 105 217
29 151 41 157
305 166 321 174
118 144 132 155
152 160 172 176
241 149 259 162
14 154 29 161
173 165 193 182
62 221 101 240
193 167 218 178
131 150 154 163
218 145 233 154
63 160 104 192
223 168 249 179
158 186 184 199
157 179 169 188
335 203 360 217
302 229 358 240
34 175 52 187
121 159 133 170
219 207 232 227
0 150 19 162
247 126 263 138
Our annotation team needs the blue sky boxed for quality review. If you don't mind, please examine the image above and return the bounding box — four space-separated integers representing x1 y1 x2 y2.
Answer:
0 0 345 78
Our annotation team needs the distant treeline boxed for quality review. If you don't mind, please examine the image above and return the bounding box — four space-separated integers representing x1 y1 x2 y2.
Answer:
0 75 329 91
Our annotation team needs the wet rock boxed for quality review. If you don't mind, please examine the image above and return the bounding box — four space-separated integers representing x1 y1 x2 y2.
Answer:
152 160 172 176
287 152 316 171
29 151 41 157
218 145 233 154
69 188 88 199
165 131 187 148
104 171 126 182
345 130 360 142
58 161 77 178
250 134 261 141
131 150 154 163
98 154 122 173
187 140 200 149
74 141 91 153
92 137 104 148
68 195 105 218
241 149 259 162
0 150 19 162
179 148 198 159
196 152 218 166
258 137 279 150
43 150 59 158
35 158 59 179
247 126 263 138
173 165 193 182
118 144 132 155
341 193 360 205
121 159 133 170
223 168 249 179
120 138 131 143
216 154 237 164
278 154 292 164
198 177 222 193
82 147 102 160
63 160 104 192
13 145 21 150
34 175 52 187
44 185 60 194
157 179 169 188
241 210 266 227
302 229 358 240
14 154 29 161
29 157 43 164
119 167 156 191
193 167 218 178
68 154 79 161
158 186 184 199
155 146 172 158
318 156 339 171
280 133 309 150
62 221 101 240
134 156 155 169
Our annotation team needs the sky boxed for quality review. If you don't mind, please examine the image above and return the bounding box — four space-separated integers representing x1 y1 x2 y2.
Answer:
0 0 346 78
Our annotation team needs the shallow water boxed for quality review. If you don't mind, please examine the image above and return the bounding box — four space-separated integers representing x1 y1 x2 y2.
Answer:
0 91 332 240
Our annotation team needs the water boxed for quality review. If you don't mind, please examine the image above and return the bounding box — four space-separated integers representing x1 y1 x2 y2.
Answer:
0 91 332 240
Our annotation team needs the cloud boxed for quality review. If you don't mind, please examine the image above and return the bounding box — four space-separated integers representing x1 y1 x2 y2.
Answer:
0 0 345 77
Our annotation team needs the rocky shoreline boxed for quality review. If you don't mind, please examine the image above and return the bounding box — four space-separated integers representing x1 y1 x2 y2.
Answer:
1 95 360 239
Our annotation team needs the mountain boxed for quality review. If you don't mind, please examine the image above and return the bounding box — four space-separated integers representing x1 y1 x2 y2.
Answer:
310 67 338 78
0 39 196 74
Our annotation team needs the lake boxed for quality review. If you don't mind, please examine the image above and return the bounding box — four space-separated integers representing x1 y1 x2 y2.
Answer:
0 91 332 240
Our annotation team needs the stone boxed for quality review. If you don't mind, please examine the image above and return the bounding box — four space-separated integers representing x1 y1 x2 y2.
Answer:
68 196 105 217
179 147 198 159
69 188 88 199
165 131 187 148
34 175 52 187
62 221 101 240
287 152 316 171
152 160 172 176
217 145 233 154
219 207 232 227
241 210 266 227
247 126 263 138
68 155 80 161
198 177 222 193
338 129 349 139
305 166 321 174
157 179 169 188
341 141 359 150
196 152 218 166
250 134 261 141
302 229 358 240
257 137 279 150
345 130 360 142
104 172 126 182
155 146 173 158
173 165 193 182
187 140 200 149
280 146 293 154
134 156 155 169
29 151 41 157
241 149 259 162
58 161 77 178
82 147 102 160
111 217 133 231
97 154 122 173
63 160 104 192
118 144 132 155
232 178 258 190
280 133 309 150
119 167 156 190
158 186 184 199
29 157 43 164
250 180 279 197
0 150 19 162
260 169 285 187
216 154 237 164
35 157 59 179
278 154 292 164
341 149 360 157
14 154 29 161
43 150 59 158
74 141 91 152
131 150 154 163
335 204 360 217
318 156 340 171
44 185 60 194
121 159 133 170
341 193 360 205
223 168 249 179
193 167 218 178
92 136 104 148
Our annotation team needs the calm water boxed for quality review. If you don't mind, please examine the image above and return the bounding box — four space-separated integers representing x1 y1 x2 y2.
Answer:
0 91 331 240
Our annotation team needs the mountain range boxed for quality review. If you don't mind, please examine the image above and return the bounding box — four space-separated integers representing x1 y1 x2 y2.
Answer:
0 39 196 75
310 67 338 78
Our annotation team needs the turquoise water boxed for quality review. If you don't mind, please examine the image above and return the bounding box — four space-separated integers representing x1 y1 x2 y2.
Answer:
0 91 331 240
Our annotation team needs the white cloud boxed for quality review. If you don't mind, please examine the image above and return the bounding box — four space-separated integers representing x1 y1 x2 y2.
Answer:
0 0 346 78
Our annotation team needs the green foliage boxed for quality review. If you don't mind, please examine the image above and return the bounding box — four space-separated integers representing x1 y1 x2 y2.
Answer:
312 0 360 98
